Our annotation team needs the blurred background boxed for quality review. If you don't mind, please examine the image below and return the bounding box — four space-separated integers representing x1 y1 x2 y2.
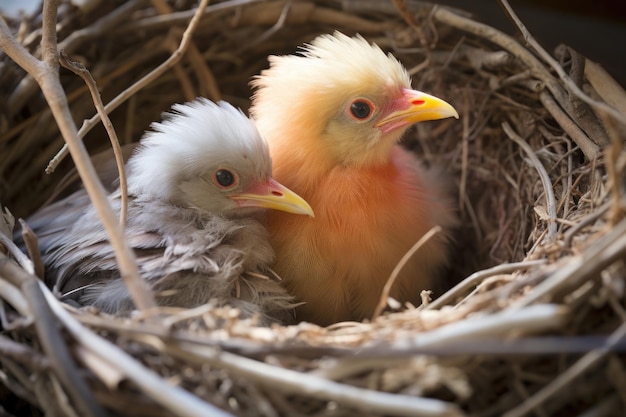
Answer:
438 0 626 84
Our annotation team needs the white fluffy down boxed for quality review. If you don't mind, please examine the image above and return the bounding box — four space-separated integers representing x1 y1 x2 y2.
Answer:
21 98 294 324
127 98 271 203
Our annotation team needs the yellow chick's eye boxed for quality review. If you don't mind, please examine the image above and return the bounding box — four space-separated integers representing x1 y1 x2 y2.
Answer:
348 98 375 120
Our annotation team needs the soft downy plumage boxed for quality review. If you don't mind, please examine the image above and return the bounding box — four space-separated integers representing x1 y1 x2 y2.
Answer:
20 99 313 324
251 32 459 325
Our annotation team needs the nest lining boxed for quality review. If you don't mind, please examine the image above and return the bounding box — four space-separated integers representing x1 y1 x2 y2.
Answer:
1 0 626 416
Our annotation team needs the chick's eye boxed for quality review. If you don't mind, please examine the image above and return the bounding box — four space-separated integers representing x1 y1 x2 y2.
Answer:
348 99 374 120
213 169 238 189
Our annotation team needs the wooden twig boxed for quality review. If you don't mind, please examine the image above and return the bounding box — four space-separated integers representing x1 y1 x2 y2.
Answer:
0 253 107 417
497 0 626 127
41 282 236 417
7 0 145 116
503 122 558 242
17 219 44 278
152 0 221 101
503 320 626 417
426 260 546 310
512 217 626 308
403 302 567 344
391 0 430 51
235 1 292 53
0 334 50 370
0 278 31 318
431 7 607 158
59 51 129 226
372 226 441 320
46 0 212 174
0 233 35 279
168 342 465 417
0 0 156 312
458 93 470 214
539 91 601 160
585 60 626 116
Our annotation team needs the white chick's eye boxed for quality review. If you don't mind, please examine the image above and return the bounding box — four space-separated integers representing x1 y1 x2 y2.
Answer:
348 98 375 121
212 168 239 190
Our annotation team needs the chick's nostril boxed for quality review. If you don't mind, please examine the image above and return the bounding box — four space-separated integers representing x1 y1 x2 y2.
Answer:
411 99 425 106
272 191 283 197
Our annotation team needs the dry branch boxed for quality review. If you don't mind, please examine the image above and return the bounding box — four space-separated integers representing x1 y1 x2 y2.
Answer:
0 0 156 312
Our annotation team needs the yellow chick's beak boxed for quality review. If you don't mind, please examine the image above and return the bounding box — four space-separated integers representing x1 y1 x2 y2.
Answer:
231 177 315 217
375 88 459 134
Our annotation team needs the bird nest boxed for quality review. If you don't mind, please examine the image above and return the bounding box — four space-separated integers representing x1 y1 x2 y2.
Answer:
1 1 626 416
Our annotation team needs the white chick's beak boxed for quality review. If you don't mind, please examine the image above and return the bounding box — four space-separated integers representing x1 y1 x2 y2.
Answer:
230 177 314 217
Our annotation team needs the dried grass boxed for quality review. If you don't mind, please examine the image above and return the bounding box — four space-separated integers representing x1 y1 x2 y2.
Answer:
1 0 626 416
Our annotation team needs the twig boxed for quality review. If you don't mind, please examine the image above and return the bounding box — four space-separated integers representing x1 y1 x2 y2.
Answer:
41 282 236 417
236 1 292 53
512 217 626 308
585 60 626 116
0 0 156 312
17 219 43 278
0 253 107 417
372 226 441 320
393 304 568 350
391 0 430 51
0 334 50 370
0 279 31 318
46 0 212 174
561 196 609 247
59 51 129 226
168 342 465 417
7 0 145 116
503 320 626 417
498 0 626 127
0 231 35 276
426 260 546 310
152 0 222 101
458 92 469 215
539 91 601 160
502 122 558 242
114 0 264 33
432 7 609 155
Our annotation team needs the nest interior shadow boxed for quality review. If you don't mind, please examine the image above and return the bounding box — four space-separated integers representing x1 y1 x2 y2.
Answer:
1 1 625 417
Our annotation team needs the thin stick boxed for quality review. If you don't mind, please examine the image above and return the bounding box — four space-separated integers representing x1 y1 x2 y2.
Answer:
0 278 31 317
432 7 607 157
169 342 464 417
236 1 292 53
459 93 469 213
372 226 441 320
41 282 236 417
59 51 129 226
0 0 156 311
539 91 600 160
426 260 546 310
46 0 212 173
585 60 626 116
498 0 626 126
0 231 35 277
393 304 568 349
7 0 145 115
512 217 626 308
17 219 43 278
502 122 558 242
0 334 50 370
503 320 626 417
0 253 106 417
